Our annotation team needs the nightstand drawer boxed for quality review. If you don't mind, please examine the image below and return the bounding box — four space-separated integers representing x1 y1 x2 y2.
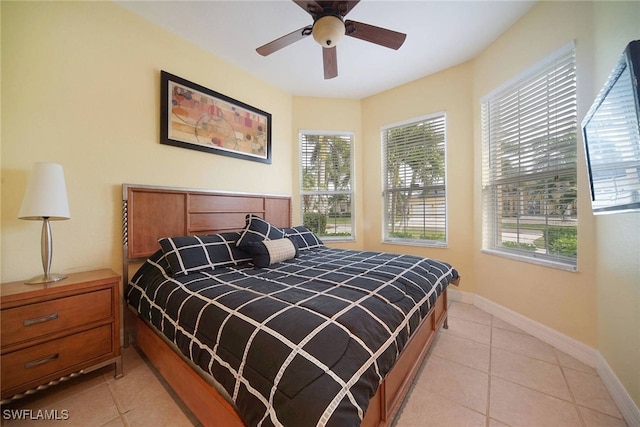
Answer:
1 324 112 394
1 289 112 347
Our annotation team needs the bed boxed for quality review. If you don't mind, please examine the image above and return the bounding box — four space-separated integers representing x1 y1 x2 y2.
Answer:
122 184 459 427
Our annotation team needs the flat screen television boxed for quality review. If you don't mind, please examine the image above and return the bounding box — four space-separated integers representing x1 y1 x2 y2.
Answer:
582 40 640 214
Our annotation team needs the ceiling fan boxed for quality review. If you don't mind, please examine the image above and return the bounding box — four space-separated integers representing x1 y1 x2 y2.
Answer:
256 1 407 79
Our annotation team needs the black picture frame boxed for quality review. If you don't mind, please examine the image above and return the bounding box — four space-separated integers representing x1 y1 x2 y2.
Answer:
160 71 272 164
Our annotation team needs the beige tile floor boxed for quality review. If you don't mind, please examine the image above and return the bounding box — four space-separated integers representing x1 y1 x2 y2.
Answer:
1 301 627 426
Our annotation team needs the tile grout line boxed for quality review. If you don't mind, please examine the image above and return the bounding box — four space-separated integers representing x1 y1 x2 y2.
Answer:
558 361 628 426
421 354 489 418
400 325 490 422
485 314 495 427
485 310 583 426
556 349 588 427
431 307 496 421
105 374 129 422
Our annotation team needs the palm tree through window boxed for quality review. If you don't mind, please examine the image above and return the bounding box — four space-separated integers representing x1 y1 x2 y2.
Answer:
382 113 447 245
300 131 354 240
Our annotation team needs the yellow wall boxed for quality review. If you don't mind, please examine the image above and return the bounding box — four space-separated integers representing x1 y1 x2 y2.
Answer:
290 96 363 248
359 62 476 291
469 1 639 406
472 1 598 346
591 1 640 408
1 1 293 283
290 63 476 291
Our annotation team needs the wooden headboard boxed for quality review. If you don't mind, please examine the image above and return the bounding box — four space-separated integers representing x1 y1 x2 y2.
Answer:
122 184 291 284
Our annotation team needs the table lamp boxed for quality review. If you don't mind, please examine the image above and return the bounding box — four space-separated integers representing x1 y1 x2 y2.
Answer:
18 162 71 284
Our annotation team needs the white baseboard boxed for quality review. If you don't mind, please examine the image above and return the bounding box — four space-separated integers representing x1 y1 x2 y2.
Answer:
474 294 597 367
596 352 640 427
446 288 640 426
447 287 474 304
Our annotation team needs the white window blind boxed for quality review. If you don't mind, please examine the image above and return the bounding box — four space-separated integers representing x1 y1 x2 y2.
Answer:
300 131 354 240
382 113 447 245
481 46 578 269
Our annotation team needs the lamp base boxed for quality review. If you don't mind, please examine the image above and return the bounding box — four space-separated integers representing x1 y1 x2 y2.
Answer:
24 273 67 285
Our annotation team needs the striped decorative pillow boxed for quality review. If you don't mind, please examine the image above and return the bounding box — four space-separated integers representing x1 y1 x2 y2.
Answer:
248 237 299 268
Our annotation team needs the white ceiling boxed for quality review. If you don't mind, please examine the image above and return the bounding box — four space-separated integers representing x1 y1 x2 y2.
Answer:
116 0 536 99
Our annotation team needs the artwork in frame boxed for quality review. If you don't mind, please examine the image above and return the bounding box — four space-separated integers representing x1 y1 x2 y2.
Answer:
160 71 272 164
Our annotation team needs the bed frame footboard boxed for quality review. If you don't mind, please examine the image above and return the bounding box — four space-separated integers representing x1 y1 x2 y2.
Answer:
128 290 447 427
128 311 244 427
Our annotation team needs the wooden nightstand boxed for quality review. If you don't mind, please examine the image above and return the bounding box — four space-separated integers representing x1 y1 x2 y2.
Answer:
0 269 123 403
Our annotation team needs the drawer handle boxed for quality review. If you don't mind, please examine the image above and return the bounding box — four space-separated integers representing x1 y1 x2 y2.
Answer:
24 353 59 369
23 312 59 326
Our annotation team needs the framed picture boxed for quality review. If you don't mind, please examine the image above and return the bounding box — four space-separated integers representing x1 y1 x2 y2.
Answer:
160 71 272 164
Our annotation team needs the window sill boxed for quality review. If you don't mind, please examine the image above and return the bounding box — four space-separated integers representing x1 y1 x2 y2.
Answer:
481 248 577 272
383 239 448 249
321 237 355 243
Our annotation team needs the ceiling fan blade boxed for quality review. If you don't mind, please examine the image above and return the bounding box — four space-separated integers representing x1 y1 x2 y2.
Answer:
345 20 407 50
323 46 338 79
256 26 311 56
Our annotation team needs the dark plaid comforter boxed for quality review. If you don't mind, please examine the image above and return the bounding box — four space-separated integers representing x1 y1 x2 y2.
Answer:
126 247 459 427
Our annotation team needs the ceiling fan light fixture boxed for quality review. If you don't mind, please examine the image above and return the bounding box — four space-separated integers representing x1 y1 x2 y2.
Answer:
312 15 345 48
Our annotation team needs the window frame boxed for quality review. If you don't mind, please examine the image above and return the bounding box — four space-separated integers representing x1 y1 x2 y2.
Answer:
381 112 448 247
481 43 578 271
299 130 355 242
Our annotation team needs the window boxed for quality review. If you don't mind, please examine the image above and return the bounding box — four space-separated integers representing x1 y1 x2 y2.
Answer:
481 45 578 269
382 113 447 245
299 131 354 240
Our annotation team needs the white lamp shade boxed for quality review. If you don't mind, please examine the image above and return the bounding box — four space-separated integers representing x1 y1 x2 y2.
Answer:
312 15 345 48
18 162 71 220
